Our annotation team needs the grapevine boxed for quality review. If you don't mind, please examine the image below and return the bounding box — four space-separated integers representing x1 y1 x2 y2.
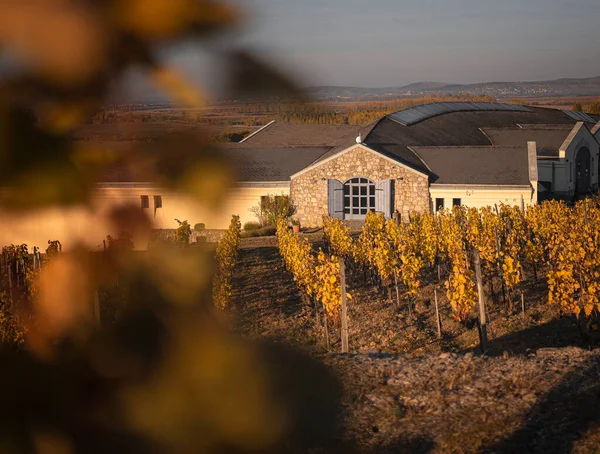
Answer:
277 218 350 319
212 215 242 310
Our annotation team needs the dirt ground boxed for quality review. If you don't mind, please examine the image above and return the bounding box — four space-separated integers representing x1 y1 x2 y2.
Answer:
232 238 593 357
230 237 600 453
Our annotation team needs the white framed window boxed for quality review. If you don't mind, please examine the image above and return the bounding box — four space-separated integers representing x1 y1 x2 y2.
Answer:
343 177 376 219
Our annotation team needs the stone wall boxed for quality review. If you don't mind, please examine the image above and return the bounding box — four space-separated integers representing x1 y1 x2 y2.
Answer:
290 145 430 227
149 228 225 246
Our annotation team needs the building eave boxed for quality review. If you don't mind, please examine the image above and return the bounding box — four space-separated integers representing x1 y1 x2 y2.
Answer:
95 182 159 189
430 184 531 190
94 181 291 190
238 120 276 143
236 181 290 188
558 122 583 158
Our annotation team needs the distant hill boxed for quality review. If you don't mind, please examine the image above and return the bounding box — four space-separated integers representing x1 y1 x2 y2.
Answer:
304 76 600 101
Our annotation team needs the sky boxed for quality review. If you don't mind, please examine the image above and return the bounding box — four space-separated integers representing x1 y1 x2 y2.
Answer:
110 0 600 102
213 0 600 88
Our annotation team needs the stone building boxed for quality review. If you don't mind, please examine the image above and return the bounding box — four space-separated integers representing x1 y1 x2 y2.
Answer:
234 102 600 227
1 103 600 248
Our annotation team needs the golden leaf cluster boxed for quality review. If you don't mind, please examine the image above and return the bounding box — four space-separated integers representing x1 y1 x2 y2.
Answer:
528 200 600 317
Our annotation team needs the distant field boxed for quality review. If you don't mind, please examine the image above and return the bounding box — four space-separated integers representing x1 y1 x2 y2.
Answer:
73 122 257 142
510 96 599 111
77 95 599 142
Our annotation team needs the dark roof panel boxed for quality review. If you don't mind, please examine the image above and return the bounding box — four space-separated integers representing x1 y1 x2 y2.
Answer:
561 110 598 124
94 143 329 183
482 127 570 157
362 106 583 173
221 146 329 181
411 146 530 186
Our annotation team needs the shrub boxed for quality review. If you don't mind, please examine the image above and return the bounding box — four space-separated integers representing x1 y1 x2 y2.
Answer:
106 231 134 251
46 240 61 257
210 130 250 143
243 221 262 231
175 219 192 247
251 195 296 226
0 302 25 350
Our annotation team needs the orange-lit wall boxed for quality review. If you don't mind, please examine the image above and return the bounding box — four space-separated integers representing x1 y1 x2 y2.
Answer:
0 184 289 250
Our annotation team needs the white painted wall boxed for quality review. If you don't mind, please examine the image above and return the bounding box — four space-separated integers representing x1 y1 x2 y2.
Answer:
429 185 535 211
538 160 567 193
0 184 289 250
546 124 600 197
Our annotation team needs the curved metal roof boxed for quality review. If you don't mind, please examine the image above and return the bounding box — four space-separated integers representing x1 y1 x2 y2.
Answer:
387 102 533 126
560 109 597 124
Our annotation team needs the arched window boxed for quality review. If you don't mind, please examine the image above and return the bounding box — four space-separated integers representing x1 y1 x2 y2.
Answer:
343 177 376 218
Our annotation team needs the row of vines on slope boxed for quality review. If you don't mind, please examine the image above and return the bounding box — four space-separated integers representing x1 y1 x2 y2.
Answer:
276 218 351 320
0 241 62 348
213 215 242 310
321 199 600 324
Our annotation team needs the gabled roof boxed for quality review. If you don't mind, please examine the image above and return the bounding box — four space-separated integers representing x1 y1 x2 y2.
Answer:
359 105 591 173
310 120 381 164
92 104 600 186
237 121 356 147
411 146 531 186
93 142 329 184
592 122 600 135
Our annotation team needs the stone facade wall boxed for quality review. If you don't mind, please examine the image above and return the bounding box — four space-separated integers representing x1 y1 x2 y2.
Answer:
290 145 430 227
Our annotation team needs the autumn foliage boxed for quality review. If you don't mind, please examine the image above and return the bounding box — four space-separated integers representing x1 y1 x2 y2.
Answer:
320 200 600 323
276 218 350 319
213 215 242 310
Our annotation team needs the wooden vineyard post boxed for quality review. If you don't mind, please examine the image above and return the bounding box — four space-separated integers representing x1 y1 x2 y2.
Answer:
521 291 525 318
340 258 349 353
94 290 101 325
495 225 507 305
520 194 525 213
393 269 401 308
7 260 13 309
473 250 488 354
434 287 442 339
324 317 330 351
313 296 320 327
16 259 20 289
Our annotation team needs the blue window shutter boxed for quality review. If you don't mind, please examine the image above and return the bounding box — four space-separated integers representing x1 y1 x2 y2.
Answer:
375 179 394 219
327 179 344 219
